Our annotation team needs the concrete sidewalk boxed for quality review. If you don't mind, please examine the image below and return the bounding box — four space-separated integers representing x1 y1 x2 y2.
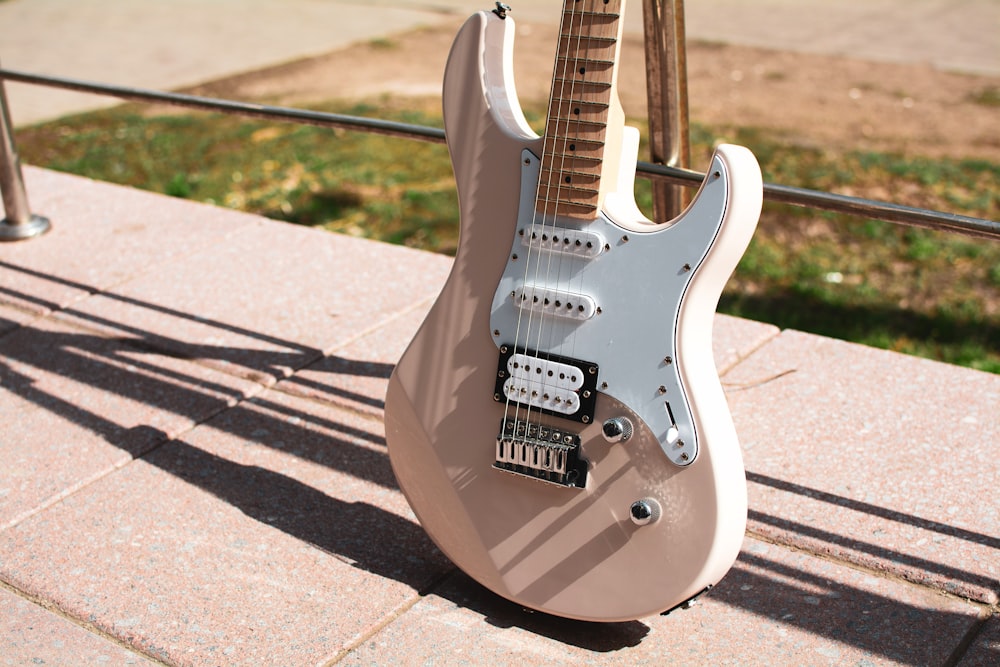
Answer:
0 167 997 665
2 0 997 126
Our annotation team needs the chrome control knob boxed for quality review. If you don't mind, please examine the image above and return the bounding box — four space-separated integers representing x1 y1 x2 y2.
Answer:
629 498 662 526
602 417 633 444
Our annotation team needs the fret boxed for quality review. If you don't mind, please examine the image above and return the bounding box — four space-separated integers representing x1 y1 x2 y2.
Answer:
538 183 600 197
540 166 602 179
557 40 616 58
546 137 606 156
546 119 608 133
560 9 621 20
539 172 601 190
556 56 615 68
550 97 611 110
553 78 613 90
549 90 611 102
547 132 604 144
537 199 599 217
538 196 599 210
558 34 617 45
546 152 603 165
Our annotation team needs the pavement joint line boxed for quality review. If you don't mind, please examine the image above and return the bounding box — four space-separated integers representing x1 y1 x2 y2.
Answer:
317 291 443 359
268 378 388 427
717 326 783 378
0 462 122 533
0 578 171 666
744 528 999 610
320 583 441 666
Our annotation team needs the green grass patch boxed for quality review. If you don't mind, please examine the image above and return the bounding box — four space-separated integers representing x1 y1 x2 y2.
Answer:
15 100 1000 372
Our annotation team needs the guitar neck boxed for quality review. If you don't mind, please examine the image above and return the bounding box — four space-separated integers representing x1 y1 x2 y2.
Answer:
537 0 625 221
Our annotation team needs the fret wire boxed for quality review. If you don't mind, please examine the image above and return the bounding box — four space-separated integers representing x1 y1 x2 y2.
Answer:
556 57 615 67
553 78 612 89
560 10 621 19
553 99 611 112
547 153 603 164
540 168 601 179
557 34 617 44
542 188 597 203
546 119 608 130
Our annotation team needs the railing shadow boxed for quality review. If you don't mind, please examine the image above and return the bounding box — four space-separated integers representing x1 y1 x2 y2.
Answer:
0 268 993 658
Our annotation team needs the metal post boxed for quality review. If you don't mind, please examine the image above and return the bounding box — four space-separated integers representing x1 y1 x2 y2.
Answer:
642 0 690 221
0 67 50 241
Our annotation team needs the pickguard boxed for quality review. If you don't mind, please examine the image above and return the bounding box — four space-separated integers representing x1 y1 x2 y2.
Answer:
490 149 731 466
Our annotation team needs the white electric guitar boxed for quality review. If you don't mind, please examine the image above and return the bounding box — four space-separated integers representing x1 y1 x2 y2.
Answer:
385 0 762 622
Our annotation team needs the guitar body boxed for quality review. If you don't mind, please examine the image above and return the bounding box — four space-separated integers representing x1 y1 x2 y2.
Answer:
385 6 762 622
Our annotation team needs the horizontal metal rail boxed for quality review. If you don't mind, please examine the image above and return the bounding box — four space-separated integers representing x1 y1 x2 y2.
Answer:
3 67 997 241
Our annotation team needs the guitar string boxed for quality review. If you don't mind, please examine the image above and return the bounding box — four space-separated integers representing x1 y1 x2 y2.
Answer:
503 0 582 462
524 0 593 475
546 0 618 473
504 0 618 482
530 0 593 435
501 0 580 452
551 0 611 389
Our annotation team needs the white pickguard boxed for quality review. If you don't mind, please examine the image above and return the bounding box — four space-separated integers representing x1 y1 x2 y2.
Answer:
490 149 732 466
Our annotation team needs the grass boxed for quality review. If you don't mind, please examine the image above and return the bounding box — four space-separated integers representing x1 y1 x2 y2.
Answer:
14 100 1000 373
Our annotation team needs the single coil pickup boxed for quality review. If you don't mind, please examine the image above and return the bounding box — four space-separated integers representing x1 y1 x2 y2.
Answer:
520 225 605 258
507 353 584 390
494 419 588 488
495 345 598 424
513 285 597 320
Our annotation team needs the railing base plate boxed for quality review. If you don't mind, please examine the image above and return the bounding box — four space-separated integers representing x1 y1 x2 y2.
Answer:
0 214 51 242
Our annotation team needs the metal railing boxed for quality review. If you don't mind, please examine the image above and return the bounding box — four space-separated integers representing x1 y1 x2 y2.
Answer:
1 1 997 243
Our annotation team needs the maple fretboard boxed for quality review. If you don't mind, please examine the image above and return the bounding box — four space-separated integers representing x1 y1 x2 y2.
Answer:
536 0 623 220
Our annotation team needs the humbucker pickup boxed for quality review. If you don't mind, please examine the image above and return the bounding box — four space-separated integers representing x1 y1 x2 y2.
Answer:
494 418 588 488
493 344 598 424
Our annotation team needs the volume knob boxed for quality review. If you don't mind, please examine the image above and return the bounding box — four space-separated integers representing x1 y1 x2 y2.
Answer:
630 498 662 526
602 417 633 443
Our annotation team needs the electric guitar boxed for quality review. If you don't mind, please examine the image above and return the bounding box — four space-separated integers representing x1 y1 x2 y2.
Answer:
384 0 762 622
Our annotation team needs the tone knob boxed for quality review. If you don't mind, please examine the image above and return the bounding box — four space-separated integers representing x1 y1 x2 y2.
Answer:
629 498 662 526
601 417 633 443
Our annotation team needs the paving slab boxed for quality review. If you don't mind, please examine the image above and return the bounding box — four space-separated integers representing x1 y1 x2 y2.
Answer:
724 330 1000 604
0 588 155 667
0 315 262 529
0 167 257 316
341 537 983 666
54 205 452 384
0 390 453 666
959 615 1000 666
1 586 155 666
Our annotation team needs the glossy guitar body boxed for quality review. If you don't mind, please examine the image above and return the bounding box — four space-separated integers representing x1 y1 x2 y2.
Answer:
385 6 762 622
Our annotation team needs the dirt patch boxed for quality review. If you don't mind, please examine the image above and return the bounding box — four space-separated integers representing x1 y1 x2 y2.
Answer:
184 18 999 163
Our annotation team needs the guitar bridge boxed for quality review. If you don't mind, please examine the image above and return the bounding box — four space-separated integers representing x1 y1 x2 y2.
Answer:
494 419 588 488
